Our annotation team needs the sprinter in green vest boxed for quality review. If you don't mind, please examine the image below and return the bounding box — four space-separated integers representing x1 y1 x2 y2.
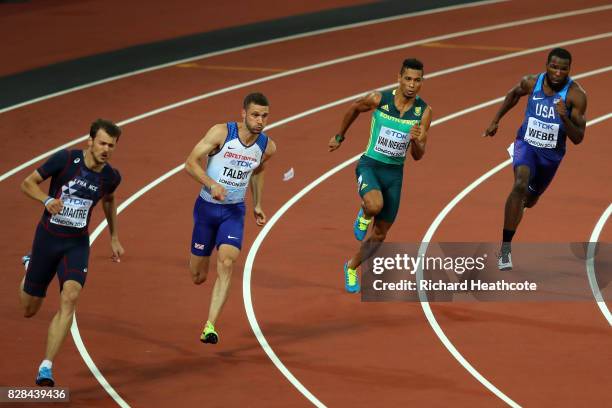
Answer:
328 58 432 293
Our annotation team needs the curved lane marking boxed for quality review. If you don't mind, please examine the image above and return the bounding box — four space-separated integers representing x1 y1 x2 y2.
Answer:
3 6 612 182
71 52 612 408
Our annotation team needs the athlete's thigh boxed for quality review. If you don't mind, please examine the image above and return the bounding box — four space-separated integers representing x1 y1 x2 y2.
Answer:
529 154 562 196
512 139 537 183
356 158 382 198
378 166 403 223
57 236 89 293
215 203 246 251
24 224 63 298
191 197 220 257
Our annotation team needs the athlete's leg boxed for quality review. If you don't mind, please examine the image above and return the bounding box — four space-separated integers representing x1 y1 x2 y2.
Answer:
347 219 393 270
20 281 44 318
353 158 384 241
207 244 240 325
200 203 245 342
362 189 383 217
189 255 210 285
44 280 82 361
504 165 531 231
524 192 540 208
190 197 218 284
21 225 61 318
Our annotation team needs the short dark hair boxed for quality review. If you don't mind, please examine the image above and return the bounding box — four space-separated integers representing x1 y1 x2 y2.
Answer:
243 92 269 109
90 119 121 140
401 58 424 75
547 48 572 65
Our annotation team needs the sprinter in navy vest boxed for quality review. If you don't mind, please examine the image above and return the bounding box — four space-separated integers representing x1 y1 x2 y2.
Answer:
20 119 124 386
484 48 587 271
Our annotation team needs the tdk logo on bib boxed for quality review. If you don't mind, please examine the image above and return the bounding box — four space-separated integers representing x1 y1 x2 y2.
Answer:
230 159 254 168
384 127 407 140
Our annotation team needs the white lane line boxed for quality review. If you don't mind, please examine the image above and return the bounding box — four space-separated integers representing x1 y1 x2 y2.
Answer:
0 0 507 115
70 314 130 407
587 204 612 325
414 112 612 407
70 55 612 406
585 113 612 326
69 167 182 408
3 6 612 183
242 71 612 406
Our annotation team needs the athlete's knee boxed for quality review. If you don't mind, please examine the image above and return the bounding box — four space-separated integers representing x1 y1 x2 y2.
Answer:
20 288 42 318
190 264 207 285
217 256 236 280
218 256 234 270
60 284 81 310
192 273 206 285
511 179 529 196
524 194 539 208
189 257 209 285
23 304 39 318
363 197 383 216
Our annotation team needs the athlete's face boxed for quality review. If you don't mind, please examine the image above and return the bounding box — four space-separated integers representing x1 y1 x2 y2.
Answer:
398 68 423 99
242 103 269 134
88 129 118 164
545 56 570 88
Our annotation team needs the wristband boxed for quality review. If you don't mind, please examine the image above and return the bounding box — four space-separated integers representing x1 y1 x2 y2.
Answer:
43 197 54 207
335 134 345 143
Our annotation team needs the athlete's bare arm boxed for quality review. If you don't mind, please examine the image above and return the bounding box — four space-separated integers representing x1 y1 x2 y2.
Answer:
249 139 276 226
102 192 124 262
21 170 63 215
484 75 537 137
557 83 587 144
329 91 382 151
410 105 433 161
185 124 228 201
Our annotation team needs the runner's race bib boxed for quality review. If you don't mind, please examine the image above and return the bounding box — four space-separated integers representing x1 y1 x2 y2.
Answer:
373 125 409 157
524 117 559 148
50 195 93 228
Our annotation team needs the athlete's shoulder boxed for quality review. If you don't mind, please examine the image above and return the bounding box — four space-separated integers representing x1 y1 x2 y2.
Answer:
416 95 428 107
52 149 72 161
568 80 587 98
567 80 587 110
102 163 121 184
264 137 277 157
209 123 230 134
357 90 382 109
45 148 75 168
203 123 230 144
520 74 540 90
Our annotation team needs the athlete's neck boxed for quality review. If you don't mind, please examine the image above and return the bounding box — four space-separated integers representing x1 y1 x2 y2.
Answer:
544 74 568 94
237 123 259 146
394 90 416 114
83 150 106 172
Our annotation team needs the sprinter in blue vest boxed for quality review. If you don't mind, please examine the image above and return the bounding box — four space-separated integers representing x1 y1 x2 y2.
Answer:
484 48 587 271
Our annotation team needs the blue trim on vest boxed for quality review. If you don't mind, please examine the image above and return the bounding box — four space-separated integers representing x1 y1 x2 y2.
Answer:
256 133 269 154
534 73 544 93
227 122 239 141
559 78 573 101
